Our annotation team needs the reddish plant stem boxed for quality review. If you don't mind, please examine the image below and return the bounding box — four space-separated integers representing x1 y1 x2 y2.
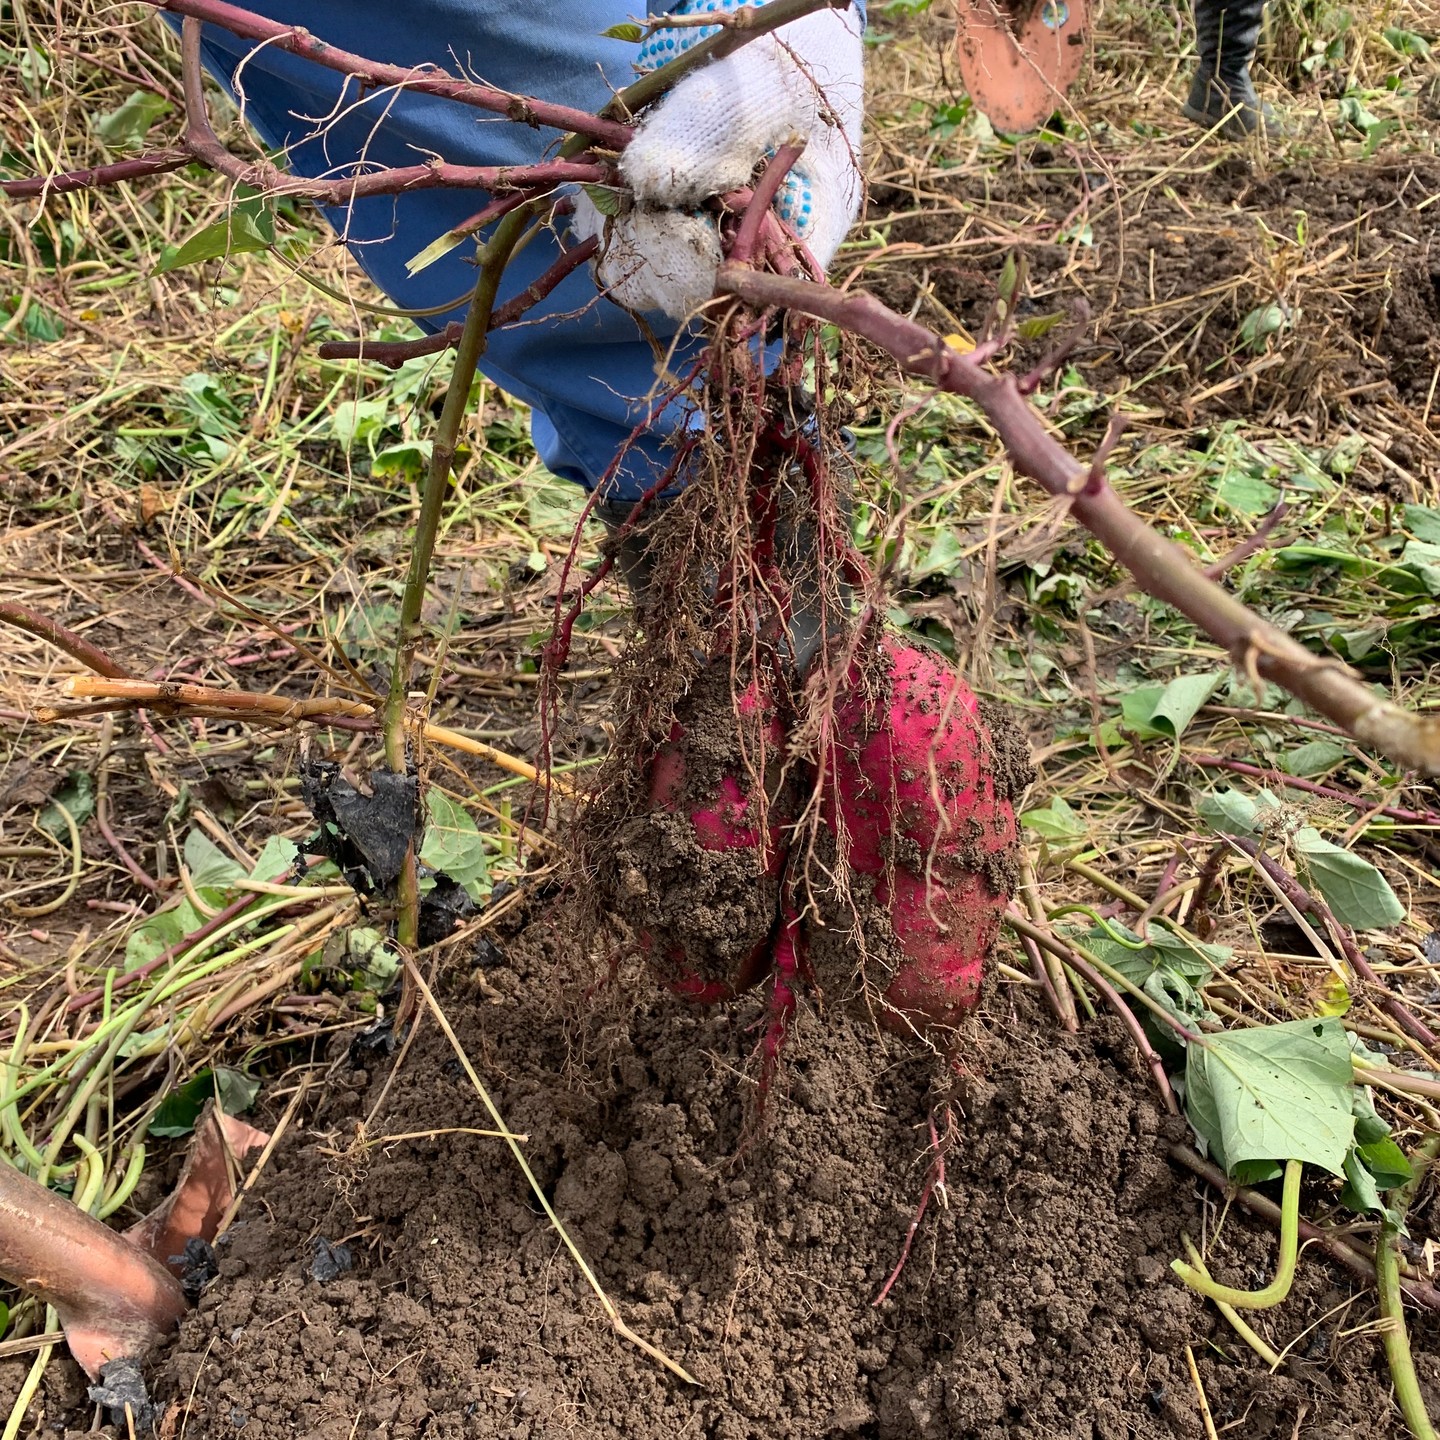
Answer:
1190 754 1440 828
327 235 603 366
873 1108 946 1306
0 603 134 680
153 0 633 146
1056 940 1180 1115
1229 836 1439 1051
65 893 258 1013
178 19 609 204
319 322 462 366
713 267 1440 777
489 236 600 328
1201 501 1289 580
1 149 191 198
0 1164 187 1379
1168 1142 1440 1312
1019 932 1072 1028
728 143 804 266
95 809 160 895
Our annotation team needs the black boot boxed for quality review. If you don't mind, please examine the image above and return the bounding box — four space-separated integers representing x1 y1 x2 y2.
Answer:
1183 0 1281 138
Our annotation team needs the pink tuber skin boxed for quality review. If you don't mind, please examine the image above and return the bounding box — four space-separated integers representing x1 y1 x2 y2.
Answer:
641 639 1021 1039
824 635 1019 1031
0 1164 187 1379
0 1109 268 1380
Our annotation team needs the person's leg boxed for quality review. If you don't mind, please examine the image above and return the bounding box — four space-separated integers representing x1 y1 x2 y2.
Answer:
184 0 705 503
1182 0 1280 137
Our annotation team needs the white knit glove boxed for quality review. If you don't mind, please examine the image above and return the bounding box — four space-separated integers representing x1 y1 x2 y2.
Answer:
571 0 865 319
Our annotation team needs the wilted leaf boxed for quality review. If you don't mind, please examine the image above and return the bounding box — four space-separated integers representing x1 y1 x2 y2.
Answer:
1295 828 1404 930
602 21 645 40
1213 470 1280 517
419 789 491 902
1278 740 1346 778
1020 795 1087 840
582 183 623 218
1238 303 1290 352
39 770 95 837
1122 672 1223 742
1196 786 1284 837
94 90 172 149
183 828 245 890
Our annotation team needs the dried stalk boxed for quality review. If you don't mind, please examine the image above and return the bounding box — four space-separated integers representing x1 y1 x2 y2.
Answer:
713 267 1440 777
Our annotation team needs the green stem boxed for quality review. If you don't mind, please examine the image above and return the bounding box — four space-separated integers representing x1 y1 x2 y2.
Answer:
1171 1159 1302 1310
381 205 535 949
1377 1132 1440 1440
1181 1237 1283 1367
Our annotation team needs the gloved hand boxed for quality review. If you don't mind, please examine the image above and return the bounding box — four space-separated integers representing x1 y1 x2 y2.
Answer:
572 0 865 319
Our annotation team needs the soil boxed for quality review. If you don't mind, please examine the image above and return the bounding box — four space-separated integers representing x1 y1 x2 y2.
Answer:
67 904 1432 1439
864 153 1440 455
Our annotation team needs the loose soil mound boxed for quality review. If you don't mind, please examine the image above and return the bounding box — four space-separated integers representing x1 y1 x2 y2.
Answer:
866 154 1440 452
116 907 1438 1439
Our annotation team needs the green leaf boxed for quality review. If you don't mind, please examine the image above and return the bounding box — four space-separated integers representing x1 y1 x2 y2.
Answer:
183 828 244 890
996 253 1019 309
1083 926 1230 989
1196 786 1284 837
1019 795 1087 840
3 299 65 343
39 770 95 837
214 1066 260 1115
124 900 203 969
1146 671 1224 740
344 926 400 992
1278 740 1347 778
331 398 391 448
1295 828 1404 930
419 790 491 902
582 183 623 218
1342 1147 1384 1214
602 21 645 40
1403 504 1440 544
149 1070 214 1138
909 527 965 582
1238 303 1290 352
1015 312 1065 342
1213 469 1280 517
94 90 172 149
1184 1017 1354 1177
252 835 299 884
1358 1136 1413 1191
1119 682 1166 737
1383 25 1431 57
0 1301 9 1338
154 211 272 274
372 439 433 478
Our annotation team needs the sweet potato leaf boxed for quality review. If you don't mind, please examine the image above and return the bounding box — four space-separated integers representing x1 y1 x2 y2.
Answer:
1184 1017 1353 1177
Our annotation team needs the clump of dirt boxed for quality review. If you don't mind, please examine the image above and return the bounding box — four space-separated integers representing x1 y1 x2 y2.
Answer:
136 911 1438 1439
595 656 792 993
866 154 1440 438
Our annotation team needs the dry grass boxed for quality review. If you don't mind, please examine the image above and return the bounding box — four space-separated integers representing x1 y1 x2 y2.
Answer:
2 0 1440 1423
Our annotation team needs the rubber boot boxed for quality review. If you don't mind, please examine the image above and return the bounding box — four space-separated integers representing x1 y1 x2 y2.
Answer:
1182 0 1281 138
